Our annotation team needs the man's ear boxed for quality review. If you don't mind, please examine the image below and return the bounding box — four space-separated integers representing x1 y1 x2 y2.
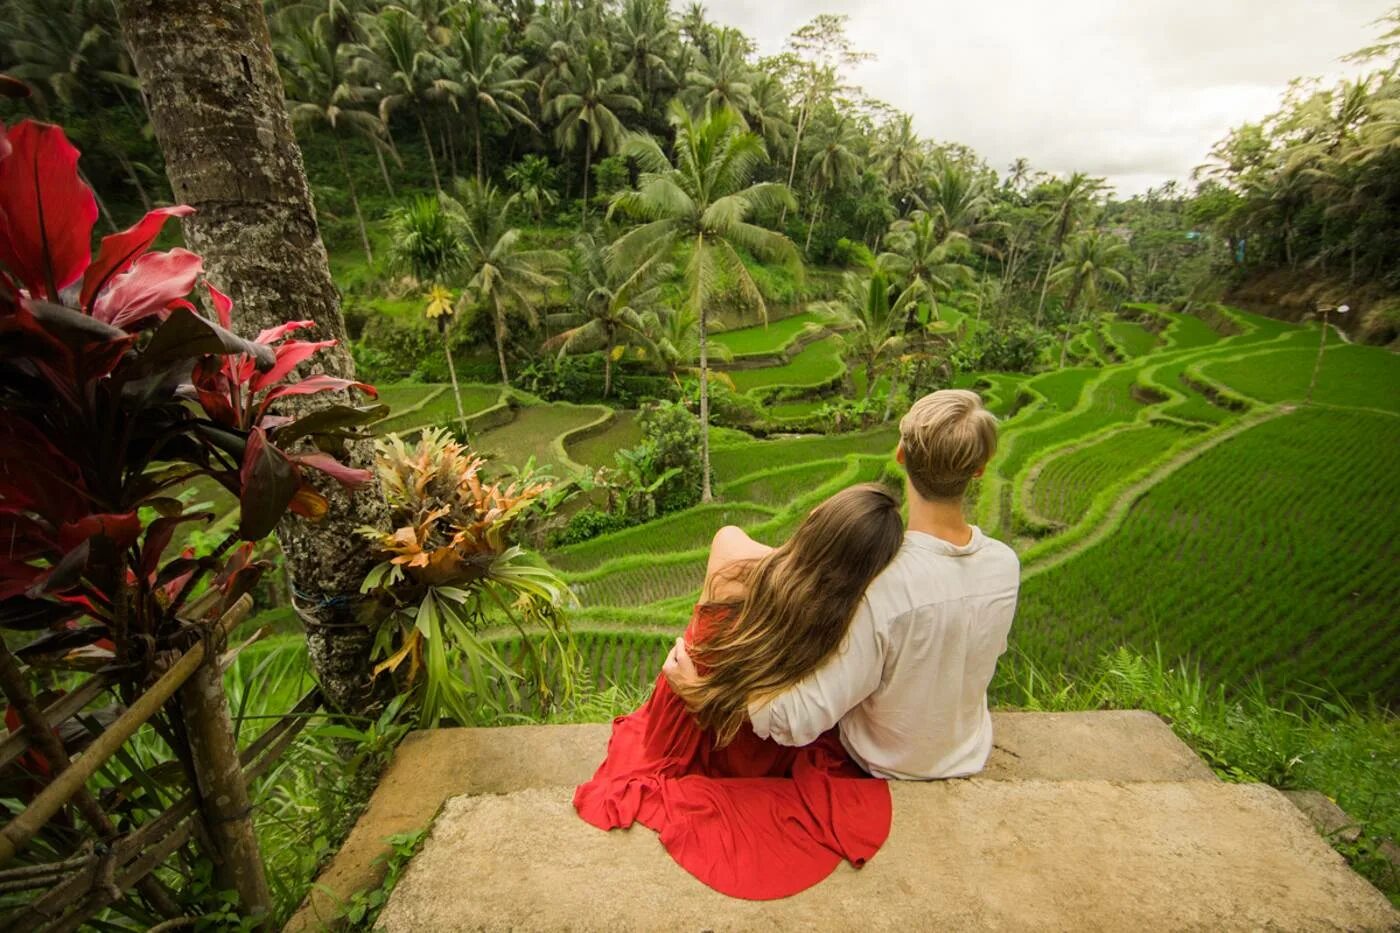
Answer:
972 465 986 479
895 442 905 465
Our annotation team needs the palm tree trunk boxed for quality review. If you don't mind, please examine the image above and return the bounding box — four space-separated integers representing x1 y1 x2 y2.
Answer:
118 0 391 715
495 305 512 385
440 124 457 180
474 111 484 183
442 327 470 438
581 142 592 228
1035 247 1057 328
603 346 613 398
780 100 809 226
882 360 902 422
374 141 396 198
418 114 442 194
803 201 822 255
694 234 712 502
1057 284 1082 369
336 137 374 265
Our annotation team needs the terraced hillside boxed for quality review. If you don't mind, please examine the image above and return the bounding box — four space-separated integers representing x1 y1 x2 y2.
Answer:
517 306 1399 705
372 307 1397 706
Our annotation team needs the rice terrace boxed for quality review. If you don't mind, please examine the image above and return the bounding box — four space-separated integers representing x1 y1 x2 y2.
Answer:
0 0 1397 929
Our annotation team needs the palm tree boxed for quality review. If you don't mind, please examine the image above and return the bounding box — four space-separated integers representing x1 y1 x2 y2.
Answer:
280 12 385 263
352 6 457 194
447 179 567 385
613 0 677 111
651 303 733 382
1049 230 1130 368
812 266 906 401
919 159 999 253
1004 157 1032 194
390 195 472 433
803 109 860 253
1035 171 1106 325
609 101 800 500
544 233 668 397
505 154 560 222
683 28 756 123
879 114 924 212
745 71 794 159
878 210 975 329
449 5 538 182
544 42 641 225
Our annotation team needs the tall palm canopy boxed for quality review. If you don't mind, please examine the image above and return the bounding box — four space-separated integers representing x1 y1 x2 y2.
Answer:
609 100 800 500
1049 229 1131 367
449 5 537 182
544 41 642 222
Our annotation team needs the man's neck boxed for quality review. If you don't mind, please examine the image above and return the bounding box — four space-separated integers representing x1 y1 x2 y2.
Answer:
905 482 974 547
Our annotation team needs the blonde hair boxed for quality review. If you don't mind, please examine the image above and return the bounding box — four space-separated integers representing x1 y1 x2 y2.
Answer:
683 484 904 747
899 389 998 500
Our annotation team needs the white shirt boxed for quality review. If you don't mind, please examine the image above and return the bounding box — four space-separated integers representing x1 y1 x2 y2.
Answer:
748 528 1020 780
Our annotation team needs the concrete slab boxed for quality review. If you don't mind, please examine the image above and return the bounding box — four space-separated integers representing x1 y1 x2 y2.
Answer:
377 781 1399 932
285 711 1214 931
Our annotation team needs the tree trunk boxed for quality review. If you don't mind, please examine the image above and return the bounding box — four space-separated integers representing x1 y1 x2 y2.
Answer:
417 113 442 194
780 98 809 226
118 0 392 715
442 325 470 438
494 304 512 385
336 137 373 265
1058 288 1081 369
695 234 712 502
374 139 396 198
581 141 592 228
474 108 484 183
603 326 614 398
1035 247 1056 328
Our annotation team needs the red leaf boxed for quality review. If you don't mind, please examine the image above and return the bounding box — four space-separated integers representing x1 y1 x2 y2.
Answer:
80 205 194 310
254 319 316 345
56 513 142 552
249 338 336 392
238 427 299 540
0 121 97 300
91 248 203 329
206 281 233 329
191 356 238 426
255 374 376 422
293 452 373 489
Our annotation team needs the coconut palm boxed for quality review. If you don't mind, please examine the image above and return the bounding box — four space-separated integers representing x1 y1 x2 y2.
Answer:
544 42 641 224
1004 157 1032 194
803 110 860 252
1035 171 1107 324
745 71 795 160
613 0 678 111
447 179 567 385
505 154 560 222
352 6 458 194
1049 230 1131 368
280 12 386 263
544 233 669 397
919 159 999 253
650 303 733 382
448 5 538 182
683 28 756 123
812 265 907 401
879 114 924 212
878 210 975 329
609 101 800 500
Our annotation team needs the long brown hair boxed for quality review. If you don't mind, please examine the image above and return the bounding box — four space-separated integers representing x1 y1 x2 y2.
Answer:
685 483 904 747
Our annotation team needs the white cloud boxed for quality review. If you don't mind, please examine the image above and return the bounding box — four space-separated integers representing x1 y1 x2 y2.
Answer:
700 0 1390 194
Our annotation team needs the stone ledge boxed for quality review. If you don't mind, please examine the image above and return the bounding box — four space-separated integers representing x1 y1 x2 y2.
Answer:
285 711 1216 931
378 780 1398 932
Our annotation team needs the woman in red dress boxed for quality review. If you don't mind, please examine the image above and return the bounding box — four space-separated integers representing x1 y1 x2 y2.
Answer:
574 483 902 900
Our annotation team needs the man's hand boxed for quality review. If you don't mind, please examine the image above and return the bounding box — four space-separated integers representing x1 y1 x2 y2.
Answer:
661 637 701 707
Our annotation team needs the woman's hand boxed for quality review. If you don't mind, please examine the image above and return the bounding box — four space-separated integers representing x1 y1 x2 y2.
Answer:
662 637 701 709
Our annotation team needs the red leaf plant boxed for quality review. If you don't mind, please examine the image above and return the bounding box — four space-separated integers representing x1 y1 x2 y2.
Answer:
0 117 383 690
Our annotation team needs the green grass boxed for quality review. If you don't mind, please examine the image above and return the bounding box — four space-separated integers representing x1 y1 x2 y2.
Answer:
721 459 847 506
1106 320 1160 358
549 502 775 573
373 382 443 416
708 427 898 484
996 367 1147 482
1027 367 1096 412
565 411 644 468
1014 408 1400 704
1163 311 1223 350
766 399 826 420
1202 344 1400 413
376 384 502 435
726 337 845 392
473 403 606 471
712 311 824 356
1028 423 1191 525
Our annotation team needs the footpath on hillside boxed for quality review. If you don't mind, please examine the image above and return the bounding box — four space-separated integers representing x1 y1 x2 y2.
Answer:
286 712 1399 932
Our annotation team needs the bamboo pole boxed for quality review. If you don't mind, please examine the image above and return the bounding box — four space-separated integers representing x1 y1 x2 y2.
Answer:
179 627 272 920
0 595 253 867
0 675 111 770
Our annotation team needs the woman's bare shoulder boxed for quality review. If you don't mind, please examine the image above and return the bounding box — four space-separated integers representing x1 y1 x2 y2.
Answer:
703 525 773 602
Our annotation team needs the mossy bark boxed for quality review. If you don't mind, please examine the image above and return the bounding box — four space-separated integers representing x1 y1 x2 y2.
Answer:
117 0 390 714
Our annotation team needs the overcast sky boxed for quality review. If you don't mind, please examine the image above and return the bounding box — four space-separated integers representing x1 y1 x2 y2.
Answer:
701 0 1391 195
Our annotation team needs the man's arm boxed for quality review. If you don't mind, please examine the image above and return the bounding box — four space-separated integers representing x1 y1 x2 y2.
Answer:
747 605 884 746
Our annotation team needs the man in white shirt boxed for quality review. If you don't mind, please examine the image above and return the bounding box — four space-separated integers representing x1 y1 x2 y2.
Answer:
664 389 1020 779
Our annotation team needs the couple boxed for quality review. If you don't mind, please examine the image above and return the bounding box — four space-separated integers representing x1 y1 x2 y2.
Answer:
573 390 1021 900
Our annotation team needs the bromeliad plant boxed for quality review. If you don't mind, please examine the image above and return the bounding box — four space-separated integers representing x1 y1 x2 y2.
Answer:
358 429 579 726
0 117 382 696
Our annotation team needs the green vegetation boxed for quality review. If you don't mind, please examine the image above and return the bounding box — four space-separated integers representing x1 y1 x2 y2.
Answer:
1028 423 1191 526
565 410 645 468
1105 320 1159 358
725 333 846 392
713 311 825 356
474 402 608 470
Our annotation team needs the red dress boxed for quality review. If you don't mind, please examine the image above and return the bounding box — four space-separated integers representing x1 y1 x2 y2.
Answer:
573 603 892 900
